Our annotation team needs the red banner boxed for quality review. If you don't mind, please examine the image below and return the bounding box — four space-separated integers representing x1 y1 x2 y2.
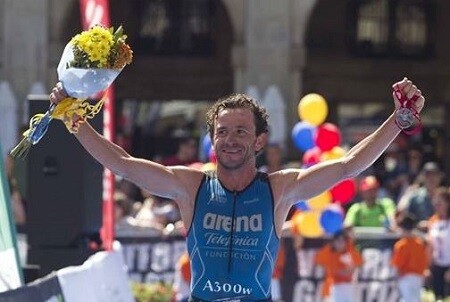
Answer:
79 0 115 251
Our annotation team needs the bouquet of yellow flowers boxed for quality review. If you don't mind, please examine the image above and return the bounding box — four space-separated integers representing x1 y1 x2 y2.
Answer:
11 25 133 159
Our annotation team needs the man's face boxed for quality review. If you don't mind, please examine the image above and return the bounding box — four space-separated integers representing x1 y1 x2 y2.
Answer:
361 188 378 204
213 108 264 170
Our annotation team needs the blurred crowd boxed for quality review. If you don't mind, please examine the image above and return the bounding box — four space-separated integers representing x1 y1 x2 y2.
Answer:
3 129 449 301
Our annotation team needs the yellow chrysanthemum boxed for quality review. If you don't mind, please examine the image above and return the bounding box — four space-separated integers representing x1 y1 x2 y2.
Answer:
68 25 132 69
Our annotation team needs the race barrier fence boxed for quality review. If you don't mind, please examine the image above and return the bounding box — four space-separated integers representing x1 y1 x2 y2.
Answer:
0 229 403 302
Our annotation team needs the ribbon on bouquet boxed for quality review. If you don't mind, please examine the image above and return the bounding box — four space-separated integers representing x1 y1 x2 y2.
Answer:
393 86 422 135
10 98 105 159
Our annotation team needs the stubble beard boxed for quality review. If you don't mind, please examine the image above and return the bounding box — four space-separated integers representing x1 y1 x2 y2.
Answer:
217 148 253 171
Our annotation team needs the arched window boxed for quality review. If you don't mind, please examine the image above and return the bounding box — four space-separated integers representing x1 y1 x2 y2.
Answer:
132 0 217 56
348 0 435 58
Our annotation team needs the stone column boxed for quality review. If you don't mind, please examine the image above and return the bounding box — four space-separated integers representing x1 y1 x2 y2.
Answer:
2 0 49 122
238 0 316 156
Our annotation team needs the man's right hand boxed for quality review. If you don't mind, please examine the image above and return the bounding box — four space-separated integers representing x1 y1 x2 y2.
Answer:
49 82 68 105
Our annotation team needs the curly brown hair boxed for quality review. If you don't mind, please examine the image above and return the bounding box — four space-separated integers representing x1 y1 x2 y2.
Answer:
205 93 269 139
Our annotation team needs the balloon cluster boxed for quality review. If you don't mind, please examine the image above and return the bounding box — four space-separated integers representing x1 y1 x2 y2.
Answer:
291 93 356 237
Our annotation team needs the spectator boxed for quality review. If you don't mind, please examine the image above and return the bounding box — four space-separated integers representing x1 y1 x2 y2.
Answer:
114 192 136 233
344 176 396 229
258 143 284 173
271 243 286 302
314 229 363 302
162 134 198 166
134 190 181 234
7 177 26 227
381 147 408 201
427 187 450 300
391 214 429 302
406 147 423 184
398 162 444 229
173 252 191 302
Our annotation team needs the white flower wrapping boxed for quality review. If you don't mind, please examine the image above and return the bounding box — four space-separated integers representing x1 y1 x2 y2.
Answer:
57 43 122 99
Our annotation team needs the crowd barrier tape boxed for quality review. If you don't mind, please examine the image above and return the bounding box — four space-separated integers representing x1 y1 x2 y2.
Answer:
0 243 134 302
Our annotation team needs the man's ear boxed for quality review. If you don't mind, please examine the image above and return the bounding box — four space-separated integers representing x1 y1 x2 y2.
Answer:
255 132 268 153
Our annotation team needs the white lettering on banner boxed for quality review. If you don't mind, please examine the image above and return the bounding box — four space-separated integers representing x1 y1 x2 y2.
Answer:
120 239 186 283
203 213 262 232
360 248 396 280
203 280 252 295
292 280 399 302
296 249 324 279
292 280 323 302
150 242 171 272
358 281 400 302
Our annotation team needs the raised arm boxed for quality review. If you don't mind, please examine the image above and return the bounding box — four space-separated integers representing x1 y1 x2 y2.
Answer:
277 78 425 204
49 83 202 203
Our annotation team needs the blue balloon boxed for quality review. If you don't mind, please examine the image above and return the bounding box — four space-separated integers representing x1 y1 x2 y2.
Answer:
320 208 344 234
291 121 316 151
295 200 310 211
201 134 212 161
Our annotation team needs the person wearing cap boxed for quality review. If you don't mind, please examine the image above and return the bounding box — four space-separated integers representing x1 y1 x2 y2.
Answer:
344 176 396 228
397 162 444 230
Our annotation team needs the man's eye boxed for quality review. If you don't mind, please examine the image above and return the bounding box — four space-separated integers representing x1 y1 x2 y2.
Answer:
216 129 226 135
237 129 247 135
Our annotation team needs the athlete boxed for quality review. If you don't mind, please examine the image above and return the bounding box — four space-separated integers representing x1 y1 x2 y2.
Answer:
49 78 425 302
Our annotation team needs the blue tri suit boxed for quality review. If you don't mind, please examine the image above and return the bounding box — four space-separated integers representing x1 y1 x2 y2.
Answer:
187 172 280 302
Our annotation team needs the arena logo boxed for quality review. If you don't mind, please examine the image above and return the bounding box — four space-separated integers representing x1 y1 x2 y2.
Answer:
203 213 263 232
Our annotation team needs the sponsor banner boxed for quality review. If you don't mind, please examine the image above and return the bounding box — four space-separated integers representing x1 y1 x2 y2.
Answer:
282 235 401 302
117 235 186 284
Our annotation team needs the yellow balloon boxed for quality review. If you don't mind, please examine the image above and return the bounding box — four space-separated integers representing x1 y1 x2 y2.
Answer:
295 211 324 238
308 191 332 210
321 146 346 161
298 93 328 126
201 162 216 172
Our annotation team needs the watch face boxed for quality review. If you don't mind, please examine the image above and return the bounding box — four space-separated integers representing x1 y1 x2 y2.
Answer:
395 107 415 129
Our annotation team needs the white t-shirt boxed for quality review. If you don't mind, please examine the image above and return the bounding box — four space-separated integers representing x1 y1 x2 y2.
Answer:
428 217 450 266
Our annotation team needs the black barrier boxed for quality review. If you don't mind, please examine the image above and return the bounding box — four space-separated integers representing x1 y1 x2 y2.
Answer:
0 273 63 302
117 230 403 302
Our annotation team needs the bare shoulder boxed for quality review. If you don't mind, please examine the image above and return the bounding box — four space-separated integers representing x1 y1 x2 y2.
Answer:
268 168 304 203
170 166 205 199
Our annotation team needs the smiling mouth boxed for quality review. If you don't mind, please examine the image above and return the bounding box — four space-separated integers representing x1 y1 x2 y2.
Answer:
222 149 242 154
